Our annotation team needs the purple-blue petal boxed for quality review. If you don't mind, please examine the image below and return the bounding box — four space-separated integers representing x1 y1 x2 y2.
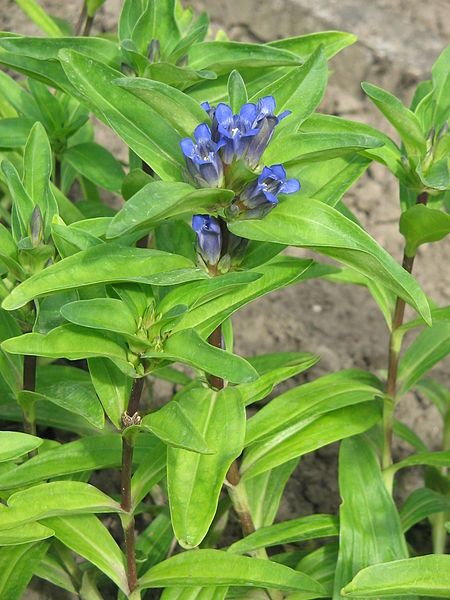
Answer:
280 178 301 194
180 138 195 158
194 123 213 144
215 103 233 126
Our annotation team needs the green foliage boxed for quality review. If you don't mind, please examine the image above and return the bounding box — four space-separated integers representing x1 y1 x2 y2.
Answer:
0 2 447 598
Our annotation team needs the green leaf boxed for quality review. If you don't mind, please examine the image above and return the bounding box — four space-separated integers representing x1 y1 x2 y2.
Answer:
301 113 403 178
88 357 131 429
113 77 208 136
0 541 49 600
264 132 383 167
1 324 131 373
61 298 137 336
15 0 63 36
1 159 34 240
400 487 450 532
245 370 381 445
63 143 125 193
149 329 258 384
170 257 314 337
427 44 450 130
0 431 42 462
242 402 381 479
228 70 248 113
58 50 183 181
267 31 357 60
139 549 326 596
400 203 450 256
137 510 174 572
342 555 450 597
397 321 450 395
415 377 450 416
237 352 319 406
0 516 53 545
253 47 328 132
0 433 162 489
245 459 298 528
107 181 234 239
333 436 409 600
0 70 40 118
361 81 426 157
296 543 339 598
0 482 121 530
167 387 245 548
43 515 128 593
2 245 202 310
188 41 302 73
140 401 211 454
0 117 34 148
229 514 339 554
0 35 120 68
86 0 106 17
33 554 77 594
228 198 431 324
388 450 450 475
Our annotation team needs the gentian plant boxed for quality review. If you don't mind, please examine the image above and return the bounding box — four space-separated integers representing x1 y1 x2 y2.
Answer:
0 1 448 599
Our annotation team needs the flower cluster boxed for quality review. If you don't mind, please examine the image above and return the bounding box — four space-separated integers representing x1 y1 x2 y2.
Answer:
180 96 300 269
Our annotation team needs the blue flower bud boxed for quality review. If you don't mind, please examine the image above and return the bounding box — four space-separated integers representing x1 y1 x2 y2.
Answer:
180 124 224 188
192 214 222 265
231 164 300 219
245 96 291 168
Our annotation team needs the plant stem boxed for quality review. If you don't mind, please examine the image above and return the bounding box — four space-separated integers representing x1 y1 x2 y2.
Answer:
82 15 94 36
75 1 94 36
22 355 37 443
432 411 450 553
54 158 62 191
382 191 428 488
121 377 144 596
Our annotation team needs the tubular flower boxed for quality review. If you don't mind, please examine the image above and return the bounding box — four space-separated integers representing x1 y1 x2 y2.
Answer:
192 214 222 265
180 124 224 188
246 96 291 168
231 164 300 219
214 102 260 164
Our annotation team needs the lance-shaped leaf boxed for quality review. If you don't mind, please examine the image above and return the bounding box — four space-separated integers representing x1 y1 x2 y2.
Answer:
267 31 357 60
0 117 34 148
0 36 120 68
61 298 138 337
161 587 227 599
228 70 248 113
145 329 258 384
250 47 328 131
386 450 450 476
0 434 163 489
43 515 129 594
167 387 245 548
2 245 203 311
0 431 42 462
361 82 426 157
333 436 409 600
245 459 299 528
114 77 208 136
139 401 211 454
0 481 122 530
397 321 450 395
229 514 339 554
139 549 326 596
245 369 381 445
400 204 450 257
342 555 450 598
0 518 54 546
400 487 450 532
264 132 384 166
88 357 131 429
188 41 302 73
242 402 381 479
1 325 133 375
63 142 125 193
296 543 339 598
237 352 319 405
15 0 63 36
301 113 403 178
34 554 77 595
170 257 314 336
229 198 431 324
58 50 184 180
107 182 234 239
0 541 49 600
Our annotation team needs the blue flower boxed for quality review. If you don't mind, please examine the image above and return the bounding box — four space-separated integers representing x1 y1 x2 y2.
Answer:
234 164 300 218
214 102 260 164
245 96 291 168
180 124 223 188
192 214 222 265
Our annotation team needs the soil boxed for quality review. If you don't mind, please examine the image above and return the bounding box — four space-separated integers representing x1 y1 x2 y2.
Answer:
1 0 450 596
